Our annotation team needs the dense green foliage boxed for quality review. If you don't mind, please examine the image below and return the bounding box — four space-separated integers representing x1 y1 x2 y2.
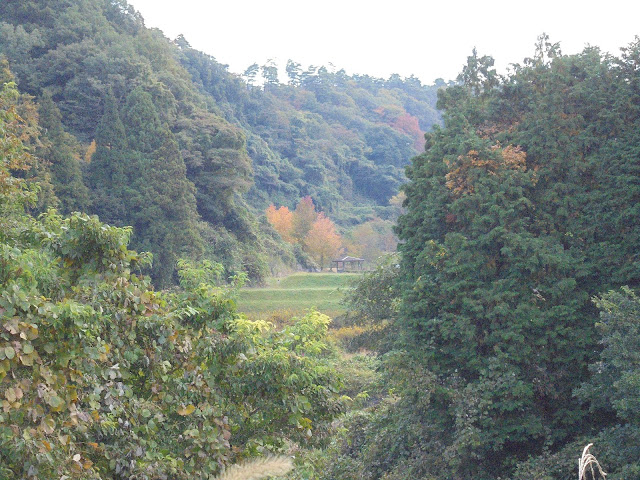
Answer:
6 1 640 477
0 0 441 286
175 44 441 224
0 79 345 478
0 0 283 285
337 254 401 352
577 288 640 479
321 38 640 480
36 90 89 213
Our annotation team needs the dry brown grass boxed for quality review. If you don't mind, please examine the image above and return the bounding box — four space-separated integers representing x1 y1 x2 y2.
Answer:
579 444 606 480
214 456 293 480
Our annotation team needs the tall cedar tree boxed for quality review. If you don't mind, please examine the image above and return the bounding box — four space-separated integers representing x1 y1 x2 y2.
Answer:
122 86 164 154
395 46 599 478
120 87 202 286
37 91 89 213
141 129 203 285
86 89 129 226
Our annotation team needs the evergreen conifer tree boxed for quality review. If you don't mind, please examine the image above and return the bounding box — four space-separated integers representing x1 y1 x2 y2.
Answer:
37 91 89 213
395 53 598 477
122 86 164 154
86 89 130 225
136 128 203 285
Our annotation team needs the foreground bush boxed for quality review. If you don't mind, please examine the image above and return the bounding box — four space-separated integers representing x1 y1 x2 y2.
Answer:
0 210 344 479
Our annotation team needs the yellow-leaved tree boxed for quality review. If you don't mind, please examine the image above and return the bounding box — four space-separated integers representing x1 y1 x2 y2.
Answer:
292 195 318 242
304 213 342 270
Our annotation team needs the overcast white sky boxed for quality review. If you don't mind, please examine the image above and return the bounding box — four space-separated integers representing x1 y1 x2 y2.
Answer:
128 0 640 85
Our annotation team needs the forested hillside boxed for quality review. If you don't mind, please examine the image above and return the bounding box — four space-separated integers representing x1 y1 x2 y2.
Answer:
0 0 440 286
4 0 640 479
325 37 640 480
176 46 440 222
0 76 347 478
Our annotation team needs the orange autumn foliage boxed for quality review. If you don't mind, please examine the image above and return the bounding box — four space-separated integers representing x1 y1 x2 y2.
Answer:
292 195 318 242
266 204 294 242
445 144 528 196
392 113 424 150
304 213 343 270
266 196 344 269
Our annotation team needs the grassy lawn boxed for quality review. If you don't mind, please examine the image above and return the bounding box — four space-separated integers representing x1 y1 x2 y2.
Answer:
237 272 361 320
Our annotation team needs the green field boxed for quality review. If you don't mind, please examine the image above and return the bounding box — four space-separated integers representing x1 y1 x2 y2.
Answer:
237 272 361 320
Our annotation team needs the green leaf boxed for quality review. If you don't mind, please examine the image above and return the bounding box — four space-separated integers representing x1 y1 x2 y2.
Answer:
5 388 16 403
47 395 64 409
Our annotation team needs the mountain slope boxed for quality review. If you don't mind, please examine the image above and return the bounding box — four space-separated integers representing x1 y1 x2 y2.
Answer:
0 0 441 283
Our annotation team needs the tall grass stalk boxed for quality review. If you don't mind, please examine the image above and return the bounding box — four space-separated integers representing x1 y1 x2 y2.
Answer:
579 444 606 480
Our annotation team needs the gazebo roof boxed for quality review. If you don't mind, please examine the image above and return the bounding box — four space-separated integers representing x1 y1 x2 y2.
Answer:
333 255 365 262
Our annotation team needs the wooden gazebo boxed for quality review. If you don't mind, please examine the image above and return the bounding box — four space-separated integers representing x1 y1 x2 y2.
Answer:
332 255 365 272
